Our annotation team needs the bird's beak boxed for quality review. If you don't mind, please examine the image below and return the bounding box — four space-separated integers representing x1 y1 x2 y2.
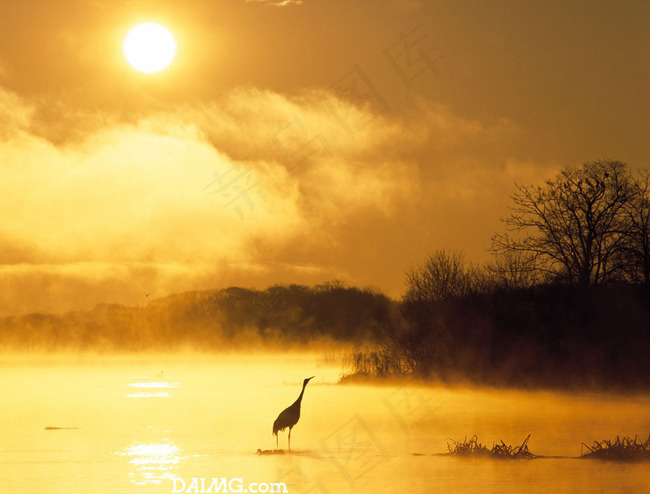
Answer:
307 376 315 381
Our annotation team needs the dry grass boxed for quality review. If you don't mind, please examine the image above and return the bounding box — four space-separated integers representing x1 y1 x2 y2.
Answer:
447 434 535 459
447 435 490 457
344 346 414 377
581 435 650 461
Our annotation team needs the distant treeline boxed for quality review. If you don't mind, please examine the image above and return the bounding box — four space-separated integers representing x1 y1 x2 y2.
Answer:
350 256 650 390
3 274 648 389
0 282 396 351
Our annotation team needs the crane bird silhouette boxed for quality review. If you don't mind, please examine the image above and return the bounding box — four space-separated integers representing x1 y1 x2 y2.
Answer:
272 376 314 452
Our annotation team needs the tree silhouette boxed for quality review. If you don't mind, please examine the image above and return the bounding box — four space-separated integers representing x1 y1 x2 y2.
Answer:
486 249 540 290
404 250 482 303
622 170 650 287
492 161 636 287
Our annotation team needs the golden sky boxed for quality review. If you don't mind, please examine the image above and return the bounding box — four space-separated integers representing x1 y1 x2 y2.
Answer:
0 0 648 315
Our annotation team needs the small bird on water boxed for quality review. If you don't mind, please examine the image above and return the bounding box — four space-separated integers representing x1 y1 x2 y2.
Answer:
272 376 314 452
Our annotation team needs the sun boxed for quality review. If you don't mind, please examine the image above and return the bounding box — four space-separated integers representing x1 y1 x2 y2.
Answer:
124 23 176 73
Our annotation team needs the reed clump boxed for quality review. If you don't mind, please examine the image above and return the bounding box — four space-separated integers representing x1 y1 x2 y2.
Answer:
344 346 415 378
447 434 534 459
447 435 490 457
581 435 650 461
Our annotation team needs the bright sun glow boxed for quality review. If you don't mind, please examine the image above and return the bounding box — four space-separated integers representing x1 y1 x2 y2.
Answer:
124 23 176 73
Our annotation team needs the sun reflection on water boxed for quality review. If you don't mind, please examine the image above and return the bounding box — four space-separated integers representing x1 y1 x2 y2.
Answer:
118 440 184 485
125 391 172 398
125 375 182 398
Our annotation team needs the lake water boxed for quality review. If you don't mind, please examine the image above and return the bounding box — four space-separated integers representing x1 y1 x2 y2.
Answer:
1 353 649 494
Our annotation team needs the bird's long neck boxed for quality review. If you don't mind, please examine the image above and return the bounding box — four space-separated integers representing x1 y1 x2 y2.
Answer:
293 381 308 407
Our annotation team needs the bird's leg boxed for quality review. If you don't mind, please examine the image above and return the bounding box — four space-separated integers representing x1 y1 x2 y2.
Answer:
275 434 278 451
288 428 292 452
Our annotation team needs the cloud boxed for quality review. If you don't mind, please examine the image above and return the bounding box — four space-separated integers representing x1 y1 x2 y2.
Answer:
0 83 550 315
0 85 413 313
0 87 33 134
245 0 304 6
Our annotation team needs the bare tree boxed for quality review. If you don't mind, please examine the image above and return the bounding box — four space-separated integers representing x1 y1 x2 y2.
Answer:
404 250 482 302
486 250 541 290
622 169 650 287
492 161 636 287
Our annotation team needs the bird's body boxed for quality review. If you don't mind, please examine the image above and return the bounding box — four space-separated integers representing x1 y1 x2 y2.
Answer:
272 376 314 452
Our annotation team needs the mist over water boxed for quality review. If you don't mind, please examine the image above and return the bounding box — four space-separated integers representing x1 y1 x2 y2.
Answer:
1 352 649 494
